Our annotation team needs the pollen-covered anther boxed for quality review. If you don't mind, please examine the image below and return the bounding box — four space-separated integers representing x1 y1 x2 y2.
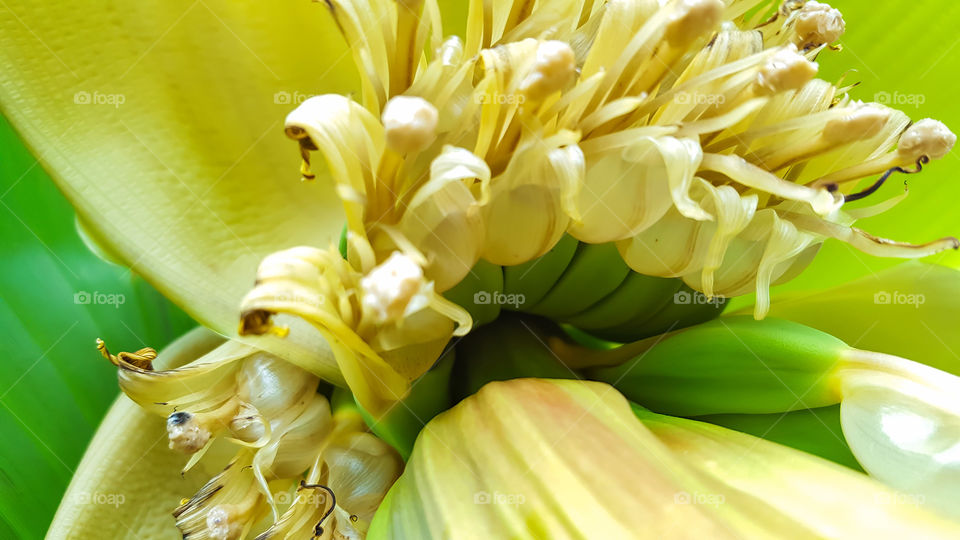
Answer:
519 40 576 101
360 251 426 324
754 46 818 95
166 411 211 454
794 1 845 48
813 117 956 188
822 106 890 144
664 0 724 47
382 96 439 154
897 118 957 161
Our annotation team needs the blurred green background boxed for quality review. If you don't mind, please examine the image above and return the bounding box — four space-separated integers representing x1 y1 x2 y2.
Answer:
2 0 960 537
0 114 196 538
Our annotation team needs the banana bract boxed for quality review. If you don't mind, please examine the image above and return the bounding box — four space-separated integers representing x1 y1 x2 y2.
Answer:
695 406 862 471
634 407 960 538
590 316 960 519
368 379 960 539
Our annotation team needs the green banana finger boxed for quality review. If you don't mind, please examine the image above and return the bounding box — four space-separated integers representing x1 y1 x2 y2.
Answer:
501 234 578 307
591 316 847 416
442 259 505 326
594 283 726 342
452 312 579 399
357 350 456 461
564 271 681 331
589 316 846 415
525 241 631 319
694 406 863 472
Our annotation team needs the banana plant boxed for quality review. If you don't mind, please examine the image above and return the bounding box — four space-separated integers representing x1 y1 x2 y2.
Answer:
2 0 960 538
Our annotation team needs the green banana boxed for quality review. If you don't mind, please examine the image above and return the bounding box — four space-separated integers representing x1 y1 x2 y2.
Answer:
564 272 682 336
452 312 579 399
501 233 578 307
589 316 847 415
525 241 631 319
441 259 505 327
593 283 726 342
356 350 456 461
694 406 863 472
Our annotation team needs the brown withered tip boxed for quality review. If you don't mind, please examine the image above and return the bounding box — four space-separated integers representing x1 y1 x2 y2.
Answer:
96 338 156 371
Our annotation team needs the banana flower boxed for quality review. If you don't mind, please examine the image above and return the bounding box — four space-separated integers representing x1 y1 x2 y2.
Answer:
3 0 960 538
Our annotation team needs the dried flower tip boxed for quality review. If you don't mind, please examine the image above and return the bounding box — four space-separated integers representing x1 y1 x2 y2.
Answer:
96 338 156 371
898 118 956 161
822 105 890 144
794 1 845 48
167 411 210 454
360 251 425 323
382 96 439 154
519 40 576 101
665 0 723 47
754 46 818 95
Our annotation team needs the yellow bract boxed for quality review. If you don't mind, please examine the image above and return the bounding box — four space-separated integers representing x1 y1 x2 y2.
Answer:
371 378 960 539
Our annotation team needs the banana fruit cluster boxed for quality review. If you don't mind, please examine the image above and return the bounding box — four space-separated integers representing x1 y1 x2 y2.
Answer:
444 234 728 342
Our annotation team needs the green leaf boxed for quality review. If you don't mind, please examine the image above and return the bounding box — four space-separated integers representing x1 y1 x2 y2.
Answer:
0 114 195 539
